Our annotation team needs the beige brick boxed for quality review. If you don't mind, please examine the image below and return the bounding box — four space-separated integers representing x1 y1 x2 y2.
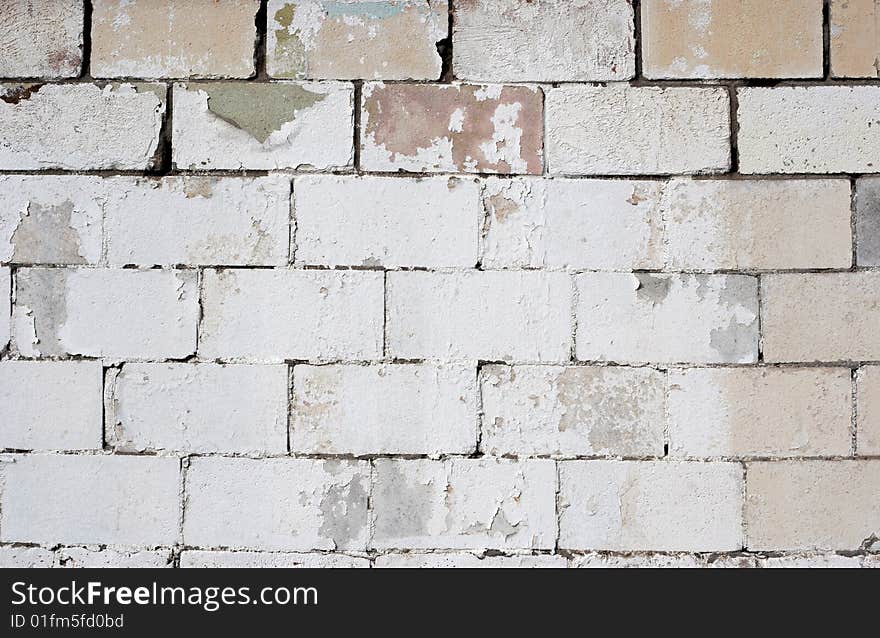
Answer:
746 461 880 550
545 85 730 175
857 366 880 455
738 87 880 174
268 0 446 80
642 0 823 79
668 368 853 458
480 177 851 270
576 273 759 364
91 0 258 78
480 365 666 457
0 0 82 78
360 83 544 174
831 0 880 78
453 0 634 82
763 273 880 362
559 460 743 552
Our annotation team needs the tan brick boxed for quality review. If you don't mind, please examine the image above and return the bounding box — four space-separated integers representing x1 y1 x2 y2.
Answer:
0 0 83 78
746 461 880 550
763 273 880 362
668 368 853 458
831 0 880 78
857 366 880 455
360 83 544 174
642 0 823 79
267 0 446 80
91 0 258 79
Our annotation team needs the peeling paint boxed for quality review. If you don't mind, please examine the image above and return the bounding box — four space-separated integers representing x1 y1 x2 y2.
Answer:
11 201 86 264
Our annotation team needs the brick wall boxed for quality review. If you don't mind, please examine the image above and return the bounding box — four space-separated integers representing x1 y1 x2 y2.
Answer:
1 0 879 569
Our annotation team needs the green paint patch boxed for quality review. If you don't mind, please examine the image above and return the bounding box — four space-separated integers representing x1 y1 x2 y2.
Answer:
273 3 307 78
196 83 326 144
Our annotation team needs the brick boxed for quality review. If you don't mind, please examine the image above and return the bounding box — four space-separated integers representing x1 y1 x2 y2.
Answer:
0 454 179 546
91 0 258 79
1 266 9 349
360 83 544 174
738 87 880 174
12 268 199 360
105 177 291 267
760 554 865 568
746 461 880 550
291 363 477 455
480 365 665 457
108 363 288 454
642 0 823 79
0 83 165 170
294 175 479 268
0 0 82 78
668 368 853 458
0 546 54 568
180 551 369 568
571 553 707 569
576 273 759 364
0 361 102 451
857 178 880 266
372 458 556 550
386 271 571 363
172 82 353 170
0 176 104 266
830 0 880 78
545 85 730 175
453 0 634 82
184 457 370 551
375 553 567 568
481 177 851 270
857 366 880 455
199 269 382 362
267 0 446 80
57 548 172 568
762 273 880 362
559 461 743 551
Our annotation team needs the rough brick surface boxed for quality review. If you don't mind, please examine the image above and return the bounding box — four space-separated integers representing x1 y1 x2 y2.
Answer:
0 360 102 450
91 0 258 79
830 0 880 78
545 85 730 175
857 366 880 455
179 551 370 568
375 553 567 568
1 266 9 349
642 0 823 79
453 0 634 82
57 548 172 568
0 0 82 78
856 177 880 266
291 363 477 455
0 546 55 568
267 0 446 80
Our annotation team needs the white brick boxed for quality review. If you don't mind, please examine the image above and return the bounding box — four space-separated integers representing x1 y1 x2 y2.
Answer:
386 271 571 363
0 361 102 451
576 273 758 364
453 0 634 82
0 176 104 266
374 553 567 568
0 83 165 170
199 269 383 362
858 366 880 455
180 550 369 568
480 365 666 457
570 553 706 568
291 363 477 455
12 268 199 360
0 0 82 78
57 548 172 568
0 546 54 568
760 554 865 569
545 85 730 175
1 266 9 350
294 175 479 268
372 458 556 550
0 455 179 546
108 363 288 454
559 461 743 552
668 368 852 458
105 177 291 267
172 82 353 170
738 87 880 174
184 457 369 551
482 177 851 270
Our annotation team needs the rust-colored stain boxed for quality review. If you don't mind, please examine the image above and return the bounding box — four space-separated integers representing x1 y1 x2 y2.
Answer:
1 84 44 105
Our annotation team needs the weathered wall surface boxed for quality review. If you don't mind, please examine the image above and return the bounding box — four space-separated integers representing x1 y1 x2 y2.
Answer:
1 0 879 569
